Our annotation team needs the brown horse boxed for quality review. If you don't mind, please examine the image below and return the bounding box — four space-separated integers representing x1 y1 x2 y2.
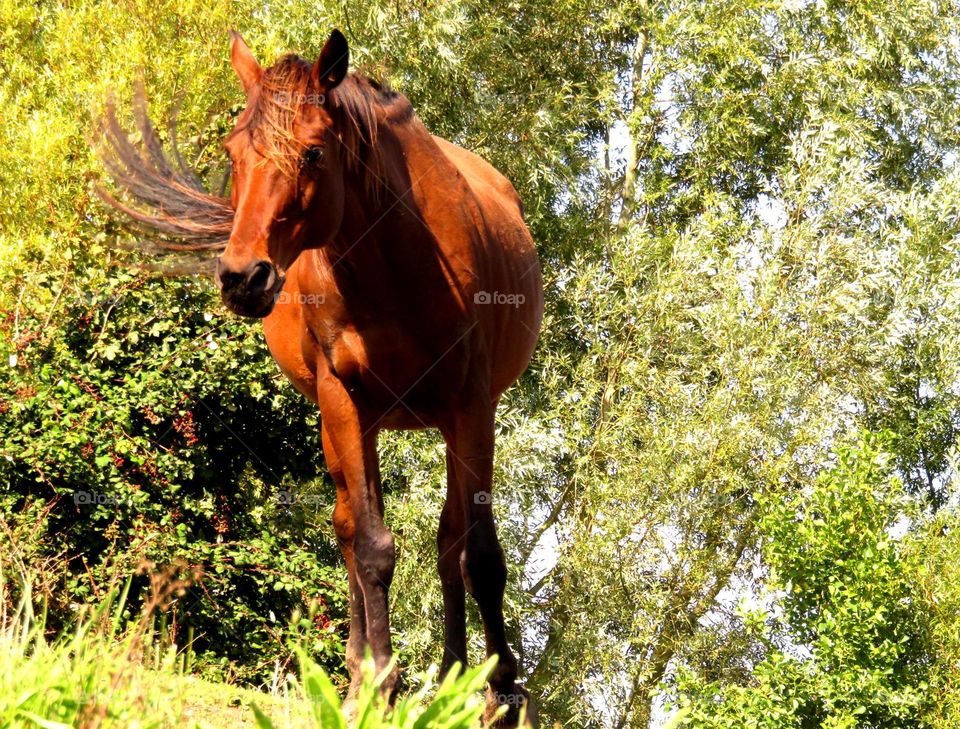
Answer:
99 29 542 726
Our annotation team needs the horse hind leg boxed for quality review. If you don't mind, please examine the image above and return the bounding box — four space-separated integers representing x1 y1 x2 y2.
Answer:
438 447 468 676
444 401 538 728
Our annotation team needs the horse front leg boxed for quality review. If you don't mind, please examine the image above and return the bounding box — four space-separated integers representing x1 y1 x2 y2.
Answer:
317 374 399 699
445 398 537 728
322 423 367 702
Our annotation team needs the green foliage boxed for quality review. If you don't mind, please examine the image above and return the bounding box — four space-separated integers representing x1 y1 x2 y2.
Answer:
909 504 960 726
4 0 960 726
251 651 495 729
0 568 494 729
672 437 960 727
1 571 196 728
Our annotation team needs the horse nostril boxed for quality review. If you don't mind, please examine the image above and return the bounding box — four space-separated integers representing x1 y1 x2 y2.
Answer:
246 261 276 293
216 259 245 293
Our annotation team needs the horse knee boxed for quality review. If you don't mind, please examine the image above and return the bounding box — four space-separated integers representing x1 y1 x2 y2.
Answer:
438 547 462 588
437 515 464 585
332 499 355 545
355 527 396 589
460 530 506 598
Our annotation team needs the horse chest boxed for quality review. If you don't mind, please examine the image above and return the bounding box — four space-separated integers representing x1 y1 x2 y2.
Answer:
301 310 469 421
309 320 412 394
325 328 371 386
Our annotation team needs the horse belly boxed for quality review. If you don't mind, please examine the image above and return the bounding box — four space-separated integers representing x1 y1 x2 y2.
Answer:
436 139 544 398
476 225 544 399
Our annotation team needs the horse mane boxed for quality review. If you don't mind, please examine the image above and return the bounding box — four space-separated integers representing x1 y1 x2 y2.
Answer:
96 58 402 263
248 54 392 190
95 86 235 258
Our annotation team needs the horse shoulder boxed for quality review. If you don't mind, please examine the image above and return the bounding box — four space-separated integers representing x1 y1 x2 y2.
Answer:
261 258 318 403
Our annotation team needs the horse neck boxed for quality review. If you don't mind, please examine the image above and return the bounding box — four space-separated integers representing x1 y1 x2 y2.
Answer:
327 116 444 265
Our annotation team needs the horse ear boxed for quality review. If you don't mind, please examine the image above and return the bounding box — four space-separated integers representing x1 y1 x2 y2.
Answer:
312 29 349 94
229 30 262 94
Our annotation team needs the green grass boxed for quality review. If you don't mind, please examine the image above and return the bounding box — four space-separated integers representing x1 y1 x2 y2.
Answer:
0 571 498 729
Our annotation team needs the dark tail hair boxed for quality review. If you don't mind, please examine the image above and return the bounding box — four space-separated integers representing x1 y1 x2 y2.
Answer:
94 87 234 269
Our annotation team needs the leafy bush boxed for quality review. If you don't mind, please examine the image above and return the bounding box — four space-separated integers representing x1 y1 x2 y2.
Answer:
671 436 960 727
0 262 347 683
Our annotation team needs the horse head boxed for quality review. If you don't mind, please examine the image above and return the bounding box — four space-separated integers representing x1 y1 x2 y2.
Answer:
216 29 353 317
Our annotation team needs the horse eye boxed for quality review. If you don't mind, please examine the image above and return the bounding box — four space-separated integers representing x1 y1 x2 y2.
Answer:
301 146 324 167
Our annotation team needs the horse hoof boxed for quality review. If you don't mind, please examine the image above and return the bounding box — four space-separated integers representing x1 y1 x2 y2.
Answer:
342 696 359 725
483 683 539 728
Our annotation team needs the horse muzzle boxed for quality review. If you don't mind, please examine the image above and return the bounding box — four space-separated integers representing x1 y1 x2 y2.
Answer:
215 258 285 319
